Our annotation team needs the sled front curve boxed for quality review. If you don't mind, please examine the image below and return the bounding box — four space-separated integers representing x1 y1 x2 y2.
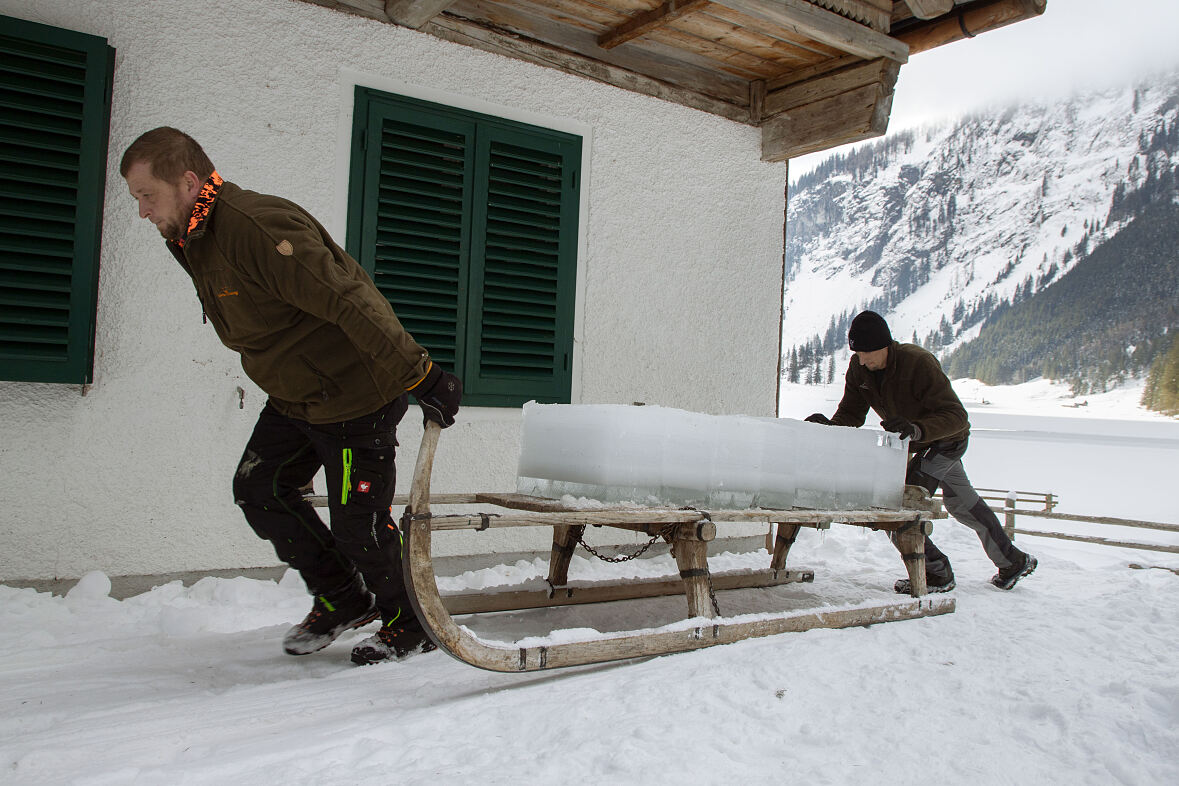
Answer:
401 423 955 673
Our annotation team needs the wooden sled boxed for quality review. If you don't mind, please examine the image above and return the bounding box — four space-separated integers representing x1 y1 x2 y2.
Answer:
401 423 955 672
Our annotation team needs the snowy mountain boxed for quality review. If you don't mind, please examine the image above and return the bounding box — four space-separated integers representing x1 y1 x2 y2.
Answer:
782 70 1179 388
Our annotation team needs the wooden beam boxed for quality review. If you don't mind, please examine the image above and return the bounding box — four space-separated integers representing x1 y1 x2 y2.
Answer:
762 56 899 118
708 0 909 62
895 0 1047 55
760 78 893 160
598 0 710 50
384 0 457 29
902 0 954 20
442 568 815 615
749 78 766 124
765 52 861 91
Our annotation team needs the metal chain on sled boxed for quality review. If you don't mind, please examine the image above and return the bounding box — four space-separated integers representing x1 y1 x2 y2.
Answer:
704 569 721 618
576 523 676 563
576 521 722 617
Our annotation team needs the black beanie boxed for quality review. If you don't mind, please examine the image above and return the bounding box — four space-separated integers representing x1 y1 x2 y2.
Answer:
848 310 892 352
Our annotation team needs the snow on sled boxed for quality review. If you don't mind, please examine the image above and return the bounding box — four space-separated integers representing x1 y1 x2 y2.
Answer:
403 412 954 673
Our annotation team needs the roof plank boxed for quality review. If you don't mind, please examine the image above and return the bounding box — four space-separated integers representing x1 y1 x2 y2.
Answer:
423 10 751 120
709 0 908 61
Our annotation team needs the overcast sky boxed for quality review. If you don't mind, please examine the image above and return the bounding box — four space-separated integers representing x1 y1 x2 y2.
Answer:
791 0 1179 176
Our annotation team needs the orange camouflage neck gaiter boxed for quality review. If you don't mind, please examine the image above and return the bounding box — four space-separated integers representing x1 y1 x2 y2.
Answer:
175 171 223 248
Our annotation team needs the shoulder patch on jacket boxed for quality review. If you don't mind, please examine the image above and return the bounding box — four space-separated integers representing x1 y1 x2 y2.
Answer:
275 239 294 256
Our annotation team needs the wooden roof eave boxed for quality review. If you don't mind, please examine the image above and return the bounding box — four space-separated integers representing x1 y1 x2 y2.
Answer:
296 0 1047 161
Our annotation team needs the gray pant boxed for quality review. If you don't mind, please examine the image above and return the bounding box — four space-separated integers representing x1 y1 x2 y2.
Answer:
907 437 1024 575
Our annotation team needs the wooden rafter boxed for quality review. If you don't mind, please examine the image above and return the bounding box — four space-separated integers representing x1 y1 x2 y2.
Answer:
598 0 711 50
708 0 909 62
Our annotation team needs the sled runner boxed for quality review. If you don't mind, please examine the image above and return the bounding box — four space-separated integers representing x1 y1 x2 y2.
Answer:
400 423 954 673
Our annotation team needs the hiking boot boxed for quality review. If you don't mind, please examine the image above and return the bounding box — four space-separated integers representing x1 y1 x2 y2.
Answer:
282 590 379 655
894 573 956 595
350 625 437 666
991 553 1038 590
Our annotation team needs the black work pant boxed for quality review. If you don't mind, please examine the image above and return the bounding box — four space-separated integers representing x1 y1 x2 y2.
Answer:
232 396 420 629
906 436 1025 576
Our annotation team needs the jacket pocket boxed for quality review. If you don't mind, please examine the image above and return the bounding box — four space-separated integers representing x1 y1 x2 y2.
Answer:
299 355 342 403
198 268 269 343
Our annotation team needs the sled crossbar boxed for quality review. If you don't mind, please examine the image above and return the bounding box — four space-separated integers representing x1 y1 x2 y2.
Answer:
402 423 953 672
442 568 815 615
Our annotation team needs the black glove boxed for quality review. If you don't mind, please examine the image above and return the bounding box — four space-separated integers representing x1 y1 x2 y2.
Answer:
880 415 921 441
804 413 832 425
412 364 462 428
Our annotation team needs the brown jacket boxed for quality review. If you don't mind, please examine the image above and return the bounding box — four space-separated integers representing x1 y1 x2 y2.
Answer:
830 341 969 451
168 179 431 424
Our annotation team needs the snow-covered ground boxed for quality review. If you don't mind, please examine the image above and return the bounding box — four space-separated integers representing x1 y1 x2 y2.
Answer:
3 378 1177 785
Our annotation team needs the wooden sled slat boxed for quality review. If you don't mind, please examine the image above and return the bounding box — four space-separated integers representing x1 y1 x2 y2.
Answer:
442 568 815 615
401 423 955 673
472 491 931 529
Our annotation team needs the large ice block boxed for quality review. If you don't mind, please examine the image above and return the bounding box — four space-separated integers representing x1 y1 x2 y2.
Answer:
516 403 907 510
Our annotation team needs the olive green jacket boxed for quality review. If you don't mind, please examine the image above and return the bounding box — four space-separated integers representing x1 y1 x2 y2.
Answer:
830 341 969 451
167 180 431 424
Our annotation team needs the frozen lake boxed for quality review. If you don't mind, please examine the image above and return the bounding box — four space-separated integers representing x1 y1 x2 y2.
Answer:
967 411 1179 522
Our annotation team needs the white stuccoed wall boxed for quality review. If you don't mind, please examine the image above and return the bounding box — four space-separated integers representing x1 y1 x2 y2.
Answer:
0 0 787 581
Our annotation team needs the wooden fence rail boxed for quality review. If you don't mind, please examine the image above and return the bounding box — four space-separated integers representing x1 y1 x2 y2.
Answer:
935 487 1179 555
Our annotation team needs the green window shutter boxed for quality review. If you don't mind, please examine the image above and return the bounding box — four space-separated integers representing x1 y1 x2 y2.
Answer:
0 15 113 384
466 128 578 404
362 109 472 374
348 89 580 407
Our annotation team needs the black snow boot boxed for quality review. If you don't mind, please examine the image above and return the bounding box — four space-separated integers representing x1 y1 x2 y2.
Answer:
991 553 1038 590
351 623 437 666
894 569 956 595
283 579 379 656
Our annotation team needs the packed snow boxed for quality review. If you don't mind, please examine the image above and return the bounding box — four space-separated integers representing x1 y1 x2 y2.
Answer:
2 379 1177 785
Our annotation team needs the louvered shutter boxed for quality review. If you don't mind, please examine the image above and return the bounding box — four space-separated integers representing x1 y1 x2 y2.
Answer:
359 109 472 373
466 127 578 402
348 90 580 407
0 16 113 383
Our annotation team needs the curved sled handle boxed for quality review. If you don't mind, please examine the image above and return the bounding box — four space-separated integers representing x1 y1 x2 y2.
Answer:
408 420 441 517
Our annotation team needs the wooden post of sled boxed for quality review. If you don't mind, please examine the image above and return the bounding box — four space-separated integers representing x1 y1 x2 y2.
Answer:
547 524 585 586
769 523 802 573
891 520 930 597
401 423 955 673
671 524 715 619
